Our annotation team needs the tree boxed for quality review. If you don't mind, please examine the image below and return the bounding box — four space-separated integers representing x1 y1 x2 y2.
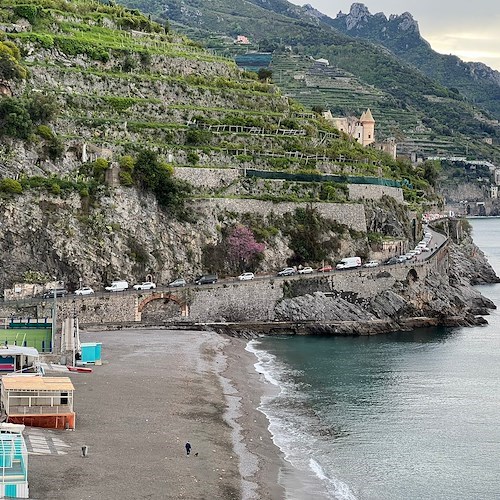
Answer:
227 225 265 272
257 68 272 82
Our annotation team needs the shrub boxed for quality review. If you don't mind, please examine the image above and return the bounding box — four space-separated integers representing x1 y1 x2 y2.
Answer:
119 171 133 186
0 178 23 194
0 98 32 139
13 5 41 25
0 41 27 80
51 183 61 195
36 124 54 140
119 155 135 172
186 151 199 165
185 128 212 146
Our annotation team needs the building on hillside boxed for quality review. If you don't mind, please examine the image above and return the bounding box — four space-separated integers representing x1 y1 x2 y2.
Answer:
315 58 329 66
491 185 498 199
373 137 397 159
234 35 250 45
322 108 375 147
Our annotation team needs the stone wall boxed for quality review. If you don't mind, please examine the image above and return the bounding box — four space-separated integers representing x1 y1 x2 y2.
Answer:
196 199 368 232
174 166 404 204
187 281 283 322
348 184 404 202
35 293 138 324
174 167 240 189
0 242 449 326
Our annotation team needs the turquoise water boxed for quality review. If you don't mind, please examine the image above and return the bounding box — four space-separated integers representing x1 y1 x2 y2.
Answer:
248 219 500 499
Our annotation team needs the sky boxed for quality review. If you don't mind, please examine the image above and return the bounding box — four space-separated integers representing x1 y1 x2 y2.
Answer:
288 1 500 71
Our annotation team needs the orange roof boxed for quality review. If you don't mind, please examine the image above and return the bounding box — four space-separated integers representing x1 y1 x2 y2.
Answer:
2 376 74 391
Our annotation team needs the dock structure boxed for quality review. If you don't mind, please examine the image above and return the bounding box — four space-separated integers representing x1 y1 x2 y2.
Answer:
0 423 28 498
1 377 75 430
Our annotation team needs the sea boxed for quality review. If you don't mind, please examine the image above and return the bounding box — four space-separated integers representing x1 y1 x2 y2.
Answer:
247 218 500 500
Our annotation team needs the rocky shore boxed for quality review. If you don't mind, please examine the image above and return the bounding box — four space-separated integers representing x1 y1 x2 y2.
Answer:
211 237 499 338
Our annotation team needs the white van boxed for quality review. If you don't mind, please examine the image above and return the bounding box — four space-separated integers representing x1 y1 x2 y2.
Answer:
336 257 362 270
105 280 129 292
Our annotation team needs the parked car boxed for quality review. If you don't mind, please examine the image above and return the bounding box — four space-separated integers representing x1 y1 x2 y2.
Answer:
384 257 399 265
363 260 379 268
195 275 218 285
105 280 129 292
277 267 296 276
298 266 314 274
317 265 333 273
168 278 186 287
133 281 156 291
74 286 94 296
396 255 408 263
42 288 68 299
238 272 255 281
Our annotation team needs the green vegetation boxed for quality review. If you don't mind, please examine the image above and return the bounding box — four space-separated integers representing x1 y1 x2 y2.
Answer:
0 94 58 140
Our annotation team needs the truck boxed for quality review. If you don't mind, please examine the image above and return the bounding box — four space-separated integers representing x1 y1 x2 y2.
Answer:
336 257 362 270
105 280 129 292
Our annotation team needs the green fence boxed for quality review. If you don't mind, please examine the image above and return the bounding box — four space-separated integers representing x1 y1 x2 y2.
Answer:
245 169 402 188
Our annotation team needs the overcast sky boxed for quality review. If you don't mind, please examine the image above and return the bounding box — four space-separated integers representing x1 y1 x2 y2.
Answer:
288 1 500 71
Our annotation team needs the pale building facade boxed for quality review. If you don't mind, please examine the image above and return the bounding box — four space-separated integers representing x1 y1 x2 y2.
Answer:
323 108 375 147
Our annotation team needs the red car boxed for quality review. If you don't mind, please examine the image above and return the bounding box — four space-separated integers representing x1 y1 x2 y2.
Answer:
317 265 333 272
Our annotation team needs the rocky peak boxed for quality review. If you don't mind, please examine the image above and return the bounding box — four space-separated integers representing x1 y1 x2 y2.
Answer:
389 11 419 33
336 3 371 30
336 3 419 35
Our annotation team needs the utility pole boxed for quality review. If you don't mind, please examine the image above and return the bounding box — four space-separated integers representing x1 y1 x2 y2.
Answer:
51 289 57 354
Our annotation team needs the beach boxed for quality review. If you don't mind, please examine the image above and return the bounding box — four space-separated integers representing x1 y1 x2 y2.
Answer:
27 328 285 499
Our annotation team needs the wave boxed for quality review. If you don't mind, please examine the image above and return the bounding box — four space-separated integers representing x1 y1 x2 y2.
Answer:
309 459 358 500
246 339 358 500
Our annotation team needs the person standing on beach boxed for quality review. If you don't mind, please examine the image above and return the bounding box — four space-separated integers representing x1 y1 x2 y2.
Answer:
185 442 191 456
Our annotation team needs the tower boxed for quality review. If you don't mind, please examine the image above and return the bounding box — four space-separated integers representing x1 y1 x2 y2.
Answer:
360 108 375 147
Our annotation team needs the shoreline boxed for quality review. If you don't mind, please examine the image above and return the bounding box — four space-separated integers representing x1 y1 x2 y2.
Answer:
222 337 287 499
26 328 287 499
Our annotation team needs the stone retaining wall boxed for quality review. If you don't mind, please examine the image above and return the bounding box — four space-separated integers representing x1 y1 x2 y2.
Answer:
174 167 240 189
348 184 404 202
197 198 368 232
0 242 449 326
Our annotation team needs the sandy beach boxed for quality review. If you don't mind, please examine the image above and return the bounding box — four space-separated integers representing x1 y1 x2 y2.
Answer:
27 328 285 499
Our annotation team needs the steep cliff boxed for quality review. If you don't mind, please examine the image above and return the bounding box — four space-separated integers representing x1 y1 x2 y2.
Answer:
0 0 436 292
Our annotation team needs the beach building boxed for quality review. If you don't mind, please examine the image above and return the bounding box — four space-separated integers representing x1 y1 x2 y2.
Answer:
80 342 102 365
0 347 39 375
0 423 28 498
1 376 75 430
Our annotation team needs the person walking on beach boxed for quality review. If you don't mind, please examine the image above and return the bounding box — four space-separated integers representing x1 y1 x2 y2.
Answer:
185 442 191 456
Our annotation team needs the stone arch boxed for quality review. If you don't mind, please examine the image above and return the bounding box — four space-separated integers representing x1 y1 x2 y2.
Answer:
136 292 189 321
406 268 418 283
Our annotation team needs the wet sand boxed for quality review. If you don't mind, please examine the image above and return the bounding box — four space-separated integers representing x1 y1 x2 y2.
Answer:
28 328 285 499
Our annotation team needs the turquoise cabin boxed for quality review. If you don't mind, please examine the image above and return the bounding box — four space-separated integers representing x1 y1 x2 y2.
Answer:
80 342 102 365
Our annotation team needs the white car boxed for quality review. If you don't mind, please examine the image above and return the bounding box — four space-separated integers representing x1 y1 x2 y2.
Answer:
238 272 255 281
133 281 156 290
298 266 314 274
74 286 94 296
363 260 379 268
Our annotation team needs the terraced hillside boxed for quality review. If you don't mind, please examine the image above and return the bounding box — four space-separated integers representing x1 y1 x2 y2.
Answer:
123 0 500 165
0 0 432 289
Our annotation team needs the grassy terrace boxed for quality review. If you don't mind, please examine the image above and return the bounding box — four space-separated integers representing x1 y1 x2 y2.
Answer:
9 31 231 64
25 61 278 97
